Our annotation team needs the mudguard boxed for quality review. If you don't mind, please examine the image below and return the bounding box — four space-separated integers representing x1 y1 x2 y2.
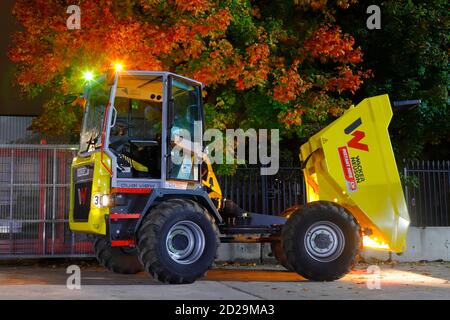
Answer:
134 188 223 233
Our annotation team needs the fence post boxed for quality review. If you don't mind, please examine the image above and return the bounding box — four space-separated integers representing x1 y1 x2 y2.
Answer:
52 148 57 255
447 161 450 226
40 150 47 255
261 171 268 214
8 149 14 255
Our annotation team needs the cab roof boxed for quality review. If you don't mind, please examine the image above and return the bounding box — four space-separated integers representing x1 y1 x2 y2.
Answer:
117 70 204 88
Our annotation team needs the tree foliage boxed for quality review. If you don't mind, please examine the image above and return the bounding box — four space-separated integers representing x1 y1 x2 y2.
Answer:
337 0 449 160
9 0 368 150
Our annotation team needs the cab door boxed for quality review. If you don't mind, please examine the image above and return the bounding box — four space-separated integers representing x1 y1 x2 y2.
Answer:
167 76 203 183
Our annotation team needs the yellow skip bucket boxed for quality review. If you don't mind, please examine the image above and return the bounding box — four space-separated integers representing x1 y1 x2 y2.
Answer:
300 94 410 253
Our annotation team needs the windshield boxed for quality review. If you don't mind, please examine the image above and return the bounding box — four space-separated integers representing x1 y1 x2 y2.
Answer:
111 75 163 143
79 78 111 154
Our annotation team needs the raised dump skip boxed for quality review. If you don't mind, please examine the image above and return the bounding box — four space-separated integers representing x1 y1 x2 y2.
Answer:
300 94 410 253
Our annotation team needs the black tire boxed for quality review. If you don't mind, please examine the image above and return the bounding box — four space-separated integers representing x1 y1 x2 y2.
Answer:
94 237 143 274
271 241 292 271
137 199 219 284
270 205 302 271
282 201 360 281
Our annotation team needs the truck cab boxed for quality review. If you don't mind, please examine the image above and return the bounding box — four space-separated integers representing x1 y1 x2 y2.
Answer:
70 71 211 237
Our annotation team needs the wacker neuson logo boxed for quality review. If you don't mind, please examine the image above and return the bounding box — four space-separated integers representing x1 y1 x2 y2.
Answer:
338 117 369 192
77 187 88 206
345 117 369 152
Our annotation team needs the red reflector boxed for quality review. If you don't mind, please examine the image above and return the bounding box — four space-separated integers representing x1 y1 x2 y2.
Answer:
110 213 141 219
111 188 152 194
111 240 135 247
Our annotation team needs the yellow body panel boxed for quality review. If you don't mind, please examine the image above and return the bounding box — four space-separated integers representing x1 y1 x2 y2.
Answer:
202 155 223 210
300 95 410 252
69 152 111 235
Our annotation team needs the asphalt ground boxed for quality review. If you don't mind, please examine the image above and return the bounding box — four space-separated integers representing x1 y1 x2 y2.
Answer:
0 260 448 300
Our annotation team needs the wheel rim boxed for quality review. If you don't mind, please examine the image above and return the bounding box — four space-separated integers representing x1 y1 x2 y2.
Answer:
304 221 345 262
166 220 205 265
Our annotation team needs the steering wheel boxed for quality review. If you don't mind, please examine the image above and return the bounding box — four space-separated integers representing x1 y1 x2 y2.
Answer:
109 137 128 154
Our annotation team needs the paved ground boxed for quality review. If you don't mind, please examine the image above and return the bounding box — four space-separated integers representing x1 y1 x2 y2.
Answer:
0 261 448 299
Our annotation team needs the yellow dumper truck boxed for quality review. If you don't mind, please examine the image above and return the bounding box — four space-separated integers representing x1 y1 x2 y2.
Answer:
69 70 409 284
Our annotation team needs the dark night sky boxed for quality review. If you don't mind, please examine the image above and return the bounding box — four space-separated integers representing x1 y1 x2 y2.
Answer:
0 0 43 116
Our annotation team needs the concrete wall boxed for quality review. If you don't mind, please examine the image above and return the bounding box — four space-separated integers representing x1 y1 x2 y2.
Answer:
361 227 450 262
216 227 450 264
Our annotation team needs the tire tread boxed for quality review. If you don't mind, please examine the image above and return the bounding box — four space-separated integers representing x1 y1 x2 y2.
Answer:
137 198 219 284
282 201 361 281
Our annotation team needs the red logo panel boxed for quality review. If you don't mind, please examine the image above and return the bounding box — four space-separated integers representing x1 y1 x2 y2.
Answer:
338 146 358 192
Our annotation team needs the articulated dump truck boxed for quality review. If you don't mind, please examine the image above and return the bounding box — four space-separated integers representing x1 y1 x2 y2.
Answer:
69 70 410 284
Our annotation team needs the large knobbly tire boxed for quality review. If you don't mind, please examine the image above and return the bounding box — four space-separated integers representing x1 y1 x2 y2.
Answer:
271 241 292 271
282 201 361 281
137 199 219 284
270 205 302 271
94 237 143 274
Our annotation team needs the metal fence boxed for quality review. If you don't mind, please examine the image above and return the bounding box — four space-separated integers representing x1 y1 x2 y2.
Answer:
0 145 448 258
0 145 93 258
217 168 306 216
404 160 450 227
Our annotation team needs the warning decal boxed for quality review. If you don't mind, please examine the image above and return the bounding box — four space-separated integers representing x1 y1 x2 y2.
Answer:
338 146 358 192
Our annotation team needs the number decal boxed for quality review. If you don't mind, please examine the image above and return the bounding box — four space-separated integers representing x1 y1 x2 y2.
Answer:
92 194 101 208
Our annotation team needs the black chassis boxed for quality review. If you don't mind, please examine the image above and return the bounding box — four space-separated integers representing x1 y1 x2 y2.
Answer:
107 188 287 245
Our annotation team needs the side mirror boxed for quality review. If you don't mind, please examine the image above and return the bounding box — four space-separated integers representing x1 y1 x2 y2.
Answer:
64 94 87 110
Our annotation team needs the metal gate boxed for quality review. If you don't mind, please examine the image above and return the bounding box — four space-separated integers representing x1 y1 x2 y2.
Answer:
0 145 93 258
0 145 448 258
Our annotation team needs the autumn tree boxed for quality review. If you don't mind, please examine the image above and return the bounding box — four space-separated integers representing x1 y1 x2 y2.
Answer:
9 0 369 164
337 0 449 160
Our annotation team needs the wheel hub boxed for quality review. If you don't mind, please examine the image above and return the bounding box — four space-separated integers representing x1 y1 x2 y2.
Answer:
304 221 345 262
313 232 333 250
171 233 189 251
166 220 205 265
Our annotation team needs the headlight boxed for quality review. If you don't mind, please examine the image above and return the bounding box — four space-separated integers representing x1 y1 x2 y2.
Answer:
101 194 111 207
